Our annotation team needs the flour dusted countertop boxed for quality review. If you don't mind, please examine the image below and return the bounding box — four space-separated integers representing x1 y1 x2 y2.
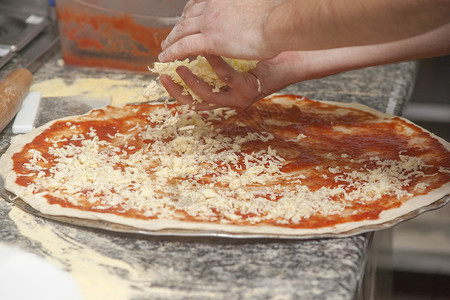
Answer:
0 50 417 299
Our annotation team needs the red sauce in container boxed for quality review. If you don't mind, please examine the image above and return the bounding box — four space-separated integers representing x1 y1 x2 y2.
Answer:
56 4 174 72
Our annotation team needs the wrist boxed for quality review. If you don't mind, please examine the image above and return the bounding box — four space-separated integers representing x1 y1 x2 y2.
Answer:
262 0 326 53
253 52 310 96
262 1 294 56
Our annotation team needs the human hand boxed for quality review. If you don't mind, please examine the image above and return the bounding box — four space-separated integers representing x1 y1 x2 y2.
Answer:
159 55 264 110
160 23 450 110
159 0 283 62
160 0 450 64
159 53 306 110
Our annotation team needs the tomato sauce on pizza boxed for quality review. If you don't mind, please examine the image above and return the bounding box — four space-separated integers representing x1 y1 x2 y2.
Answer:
5 95 450 230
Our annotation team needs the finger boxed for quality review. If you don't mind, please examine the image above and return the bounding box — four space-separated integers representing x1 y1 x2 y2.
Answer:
173 65 239 107
182 1 206 19
163 0 206 50
206 55 262 100
159 74 216 110
159 34 211 62
205 55 245 90
175 66 222 101
162 16 202 50
182 0 207 13
159 74 195 106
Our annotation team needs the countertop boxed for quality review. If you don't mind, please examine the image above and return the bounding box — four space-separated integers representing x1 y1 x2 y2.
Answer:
0 38 418 299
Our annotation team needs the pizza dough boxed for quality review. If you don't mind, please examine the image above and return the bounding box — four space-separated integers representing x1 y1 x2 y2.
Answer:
1 95 449 237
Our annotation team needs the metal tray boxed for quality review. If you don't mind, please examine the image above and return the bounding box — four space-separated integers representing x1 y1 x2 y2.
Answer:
1 186 449 240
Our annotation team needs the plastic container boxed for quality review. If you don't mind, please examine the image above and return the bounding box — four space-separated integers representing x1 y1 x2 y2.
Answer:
55 0 187 72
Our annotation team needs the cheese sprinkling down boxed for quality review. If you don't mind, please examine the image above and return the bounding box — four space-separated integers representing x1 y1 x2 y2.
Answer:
140 80 169 102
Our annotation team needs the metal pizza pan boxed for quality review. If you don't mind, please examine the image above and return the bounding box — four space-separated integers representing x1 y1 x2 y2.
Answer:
1 188 449 240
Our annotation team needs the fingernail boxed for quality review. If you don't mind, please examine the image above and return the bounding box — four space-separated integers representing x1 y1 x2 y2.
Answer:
161 39 166 50
158 52 165 61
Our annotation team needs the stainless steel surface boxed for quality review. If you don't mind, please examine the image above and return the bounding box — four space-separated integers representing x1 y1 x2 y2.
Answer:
0 0 53 70
5 23 60 74
0 22 60 134
0 0 50 18
0 46 14 70
0 15 49 52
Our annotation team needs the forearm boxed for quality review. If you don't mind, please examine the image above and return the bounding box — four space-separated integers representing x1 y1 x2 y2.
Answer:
265 0 450 53
298 23 450 79
256 23 450 96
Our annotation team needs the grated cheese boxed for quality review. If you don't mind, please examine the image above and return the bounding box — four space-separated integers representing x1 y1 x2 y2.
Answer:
149 56 258 103
18 103 449 226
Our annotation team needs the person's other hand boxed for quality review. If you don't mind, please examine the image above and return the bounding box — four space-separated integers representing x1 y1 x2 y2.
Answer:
160 0 450 64
159 0 282 62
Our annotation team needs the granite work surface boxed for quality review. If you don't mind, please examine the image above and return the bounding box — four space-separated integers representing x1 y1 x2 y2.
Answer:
0 50 417 299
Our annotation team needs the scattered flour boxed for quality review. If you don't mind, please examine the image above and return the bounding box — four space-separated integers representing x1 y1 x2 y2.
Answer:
30 77 167 106
9 207 138 300
8 207 220 299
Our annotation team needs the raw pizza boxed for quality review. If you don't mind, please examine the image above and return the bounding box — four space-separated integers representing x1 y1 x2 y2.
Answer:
1 94 449 236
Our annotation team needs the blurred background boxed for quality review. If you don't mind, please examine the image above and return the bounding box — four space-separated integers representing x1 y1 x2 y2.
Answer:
393 55 450 300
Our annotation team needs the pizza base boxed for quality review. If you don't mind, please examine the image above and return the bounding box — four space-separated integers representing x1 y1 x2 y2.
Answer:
1 96 449 237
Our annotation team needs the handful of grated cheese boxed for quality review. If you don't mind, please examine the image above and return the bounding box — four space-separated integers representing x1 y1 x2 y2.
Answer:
149 56 258 103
